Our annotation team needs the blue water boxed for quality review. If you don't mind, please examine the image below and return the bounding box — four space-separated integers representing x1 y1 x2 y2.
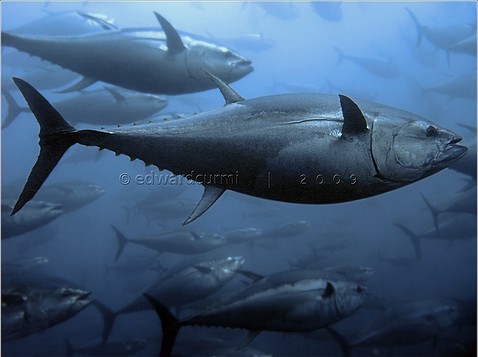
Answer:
1 1 476 356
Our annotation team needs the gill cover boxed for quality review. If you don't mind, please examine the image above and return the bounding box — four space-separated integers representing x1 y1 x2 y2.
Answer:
371 117 446 182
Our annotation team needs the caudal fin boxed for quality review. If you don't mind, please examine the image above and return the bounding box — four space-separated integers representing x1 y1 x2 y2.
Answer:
394 223 422 260
2 89 29 129
111 225 131 262
92 300 117 344
143 293 181 357
11 78 77 215
420 193 441 234
405 8 423 46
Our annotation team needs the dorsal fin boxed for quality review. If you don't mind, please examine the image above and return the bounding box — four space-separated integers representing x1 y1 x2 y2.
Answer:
339 94 368 137
202 69 245 105
183 186 225 225
104 87 126 104
154 12 185 54
322 282 335 298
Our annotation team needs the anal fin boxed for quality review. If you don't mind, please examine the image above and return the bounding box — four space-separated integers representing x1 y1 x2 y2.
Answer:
183 186 225 225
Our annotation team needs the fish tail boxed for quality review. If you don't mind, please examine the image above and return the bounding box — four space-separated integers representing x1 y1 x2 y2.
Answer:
394 223 422 260
111 225 131 262
11 78 110 216
420 193 440 234
11 77 78 216
143 293 181 357
1 88 29 129
405 8 423 46
92 300 117 344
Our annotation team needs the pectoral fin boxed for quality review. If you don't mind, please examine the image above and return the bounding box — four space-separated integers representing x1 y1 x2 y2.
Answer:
183 186 225 225
202 69 245 105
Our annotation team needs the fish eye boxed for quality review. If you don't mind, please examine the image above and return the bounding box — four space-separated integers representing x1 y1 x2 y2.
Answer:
426 125 439 137
356 286 365 293
61 289 72 297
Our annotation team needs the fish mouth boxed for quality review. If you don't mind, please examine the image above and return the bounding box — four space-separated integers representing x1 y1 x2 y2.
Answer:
440 137 468 164
74 291 92 308
231 58 254 76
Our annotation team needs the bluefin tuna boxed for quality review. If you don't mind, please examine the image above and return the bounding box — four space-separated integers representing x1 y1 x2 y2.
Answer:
144 269 367 356
101 255 243 343
395 214 477 259
2 86 168 128
2 284 91 341
34 182 106 212
8 73 467 225
349 299 460 350
112 225 227 261
9 11 117 36
2 13 253 94
2 199 63 239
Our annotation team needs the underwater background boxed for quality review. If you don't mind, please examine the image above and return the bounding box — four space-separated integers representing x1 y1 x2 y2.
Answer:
1 1 476 356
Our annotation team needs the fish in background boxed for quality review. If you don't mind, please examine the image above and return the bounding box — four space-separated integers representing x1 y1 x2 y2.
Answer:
2 86 168 128
448 33 477 56
1 199 64 239
2 10 117 92
102 255 245 342
2 64 80 92
422 73 477 101
7 74 468 225
111 225 227 261
421 186 476 231
1 257 49 286
61 146 107 165
144 269 367 357
1 12 253 94
395 213 477 260
32 182 106 212
340 299 460 354
311 2 343 22
2 284 91 341
405 8 475 62
8 10 118 36
334 47 401 78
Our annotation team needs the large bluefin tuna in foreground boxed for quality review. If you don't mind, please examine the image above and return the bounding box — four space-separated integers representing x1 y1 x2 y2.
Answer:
1 13 253 94
8 73 467 224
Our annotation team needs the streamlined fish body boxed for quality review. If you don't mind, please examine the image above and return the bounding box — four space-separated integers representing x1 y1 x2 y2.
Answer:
9 73 467 225
2 13 253 94
145 269 367 356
